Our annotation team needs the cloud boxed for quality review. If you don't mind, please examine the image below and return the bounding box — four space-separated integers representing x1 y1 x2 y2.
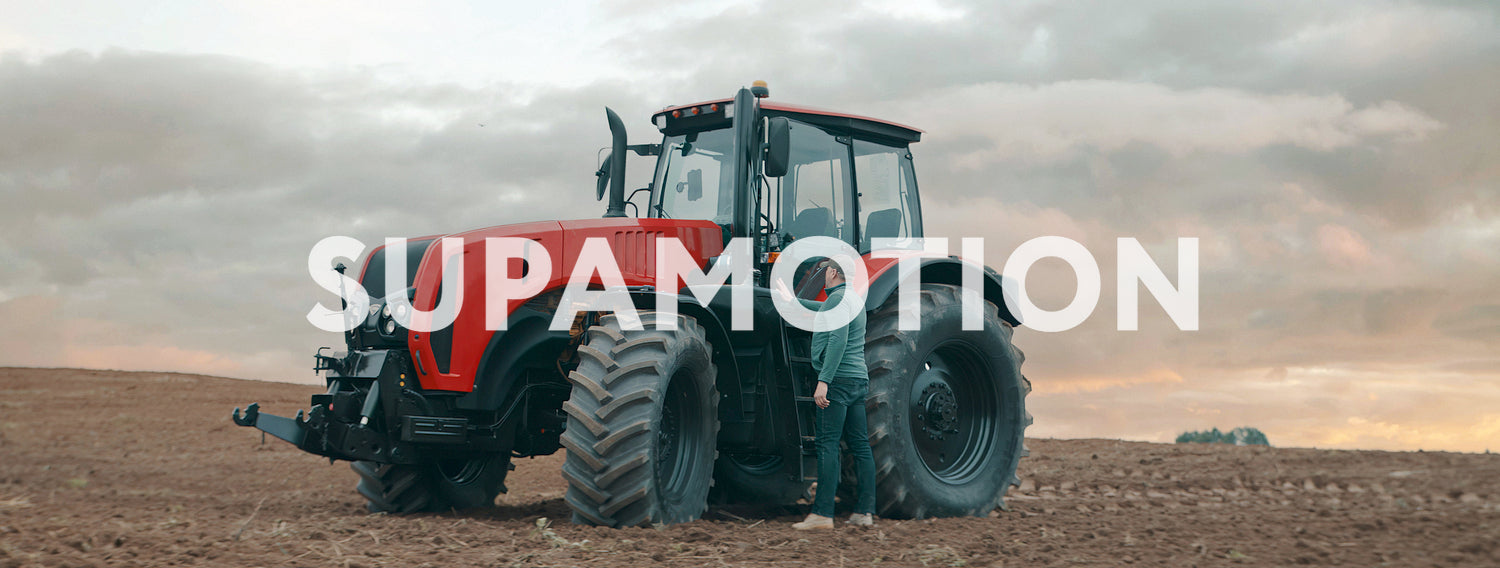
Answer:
0 296 66 366
1 0 1498 453
1268 3 1493 70
0 49 649 386
1433 305 1500 342
602 0 1496 232
1315 223 1373 268
878 81 1443 167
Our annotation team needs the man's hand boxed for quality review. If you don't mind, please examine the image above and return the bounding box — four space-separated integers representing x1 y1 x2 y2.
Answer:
814 381 830 408
771 277 796 303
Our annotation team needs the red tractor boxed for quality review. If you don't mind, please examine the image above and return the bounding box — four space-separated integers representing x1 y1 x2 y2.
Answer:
234 82 1031 526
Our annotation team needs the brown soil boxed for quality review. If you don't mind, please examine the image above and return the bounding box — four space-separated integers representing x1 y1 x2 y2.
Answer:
1 367 1497 567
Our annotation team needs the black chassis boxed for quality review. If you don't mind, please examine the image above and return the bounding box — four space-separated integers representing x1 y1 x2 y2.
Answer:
234 348 519 465
228 284 803 475
231 255 1017 486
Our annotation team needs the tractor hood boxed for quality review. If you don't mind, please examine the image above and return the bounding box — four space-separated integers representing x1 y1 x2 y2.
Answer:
356 217 723 392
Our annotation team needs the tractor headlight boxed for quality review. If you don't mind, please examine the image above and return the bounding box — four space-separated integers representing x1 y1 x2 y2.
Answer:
382 303 393 318
364 303 383 328
383 319 397 335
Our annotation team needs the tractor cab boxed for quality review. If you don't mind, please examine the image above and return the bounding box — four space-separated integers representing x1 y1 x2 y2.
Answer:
644 84 925 264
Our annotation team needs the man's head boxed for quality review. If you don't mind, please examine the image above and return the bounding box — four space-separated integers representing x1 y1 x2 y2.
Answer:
817 258 846 289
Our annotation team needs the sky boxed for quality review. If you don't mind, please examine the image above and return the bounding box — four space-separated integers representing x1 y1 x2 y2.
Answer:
0 0 1496 452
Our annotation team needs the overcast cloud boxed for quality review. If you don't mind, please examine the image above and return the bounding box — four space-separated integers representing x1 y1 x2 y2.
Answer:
0 0 1496 452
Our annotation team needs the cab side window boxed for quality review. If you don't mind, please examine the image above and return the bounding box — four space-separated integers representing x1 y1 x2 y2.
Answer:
780 122 852 245
853 140 921 251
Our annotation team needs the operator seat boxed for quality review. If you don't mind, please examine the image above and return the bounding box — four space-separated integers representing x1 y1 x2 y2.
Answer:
786 207 835 240
861 208 903 250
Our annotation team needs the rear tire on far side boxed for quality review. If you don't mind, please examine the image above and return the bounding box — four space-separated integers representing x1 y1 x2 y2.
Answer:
352 454 512 514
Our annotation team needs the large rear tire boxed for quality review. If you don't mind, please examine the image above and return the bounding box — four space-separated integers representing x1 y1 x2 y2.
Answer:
865 283 1031 518
352 454 512 513
710 453 808 505
560 312 720 527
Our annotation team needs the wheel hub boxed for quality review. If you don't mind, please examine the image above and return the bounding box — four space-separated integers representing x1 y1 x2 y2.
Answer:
915 382 960 439
905 344 1003 484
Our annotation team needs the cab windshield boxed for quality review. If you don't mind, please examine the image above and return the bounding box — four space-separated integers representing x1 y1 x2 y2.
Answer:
650 127 735 224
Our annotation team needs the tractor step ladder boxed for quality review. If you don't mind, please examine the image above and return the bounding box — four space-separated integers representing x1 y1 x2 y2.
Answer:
788 354 821 483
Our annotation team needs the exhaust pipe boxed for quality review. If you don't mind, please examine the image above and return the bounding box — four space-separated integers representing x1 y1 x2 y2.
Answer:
603 107 627 218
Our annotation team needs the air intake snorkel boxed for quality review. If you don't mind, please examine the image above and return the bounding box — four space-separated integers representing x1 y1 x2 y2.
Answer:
601 107 628 218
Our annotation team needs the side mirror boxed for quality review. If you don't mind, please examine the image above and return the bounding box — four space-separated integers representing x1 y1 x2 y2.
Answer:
764 117 791 178
595 154 613 201
687 169 703 201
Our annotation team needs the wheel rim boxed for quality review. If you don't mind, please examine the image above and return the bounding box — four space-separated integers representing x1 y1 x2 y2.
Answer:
436 458 485 485
907 340 999 484
656 369 706 504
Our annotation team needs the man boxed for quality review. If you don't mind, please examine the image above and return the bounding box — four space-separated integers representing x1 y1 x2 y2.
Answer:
790 259 877 530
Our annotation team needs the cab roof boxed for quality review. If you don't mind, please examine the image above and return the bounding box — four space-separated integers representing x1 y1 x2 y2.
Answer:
652 98 923 144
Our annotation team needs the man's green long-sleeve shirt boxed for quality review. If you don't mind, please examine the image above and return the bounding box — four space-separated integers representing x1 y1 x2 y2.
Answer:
799 283 867 385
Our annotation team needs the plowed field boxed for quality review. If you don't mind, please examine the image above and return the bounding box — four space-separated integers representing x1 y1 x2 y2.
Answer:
1 368 1496 567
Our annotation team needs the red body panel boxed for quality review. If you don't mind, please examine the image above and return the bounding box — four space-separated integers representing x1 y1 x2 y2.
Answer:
401 218 723 392
863 254 902 284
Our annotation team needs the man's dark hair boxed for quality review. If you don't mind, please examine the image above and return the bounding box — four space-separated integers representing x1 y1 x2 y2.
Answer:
815 258 840 277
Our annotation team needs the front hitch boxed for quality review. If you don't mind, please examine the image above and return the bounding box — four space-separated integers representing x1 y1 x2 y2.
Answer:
229 348 498 465
231 395 418 464
231 403 309 446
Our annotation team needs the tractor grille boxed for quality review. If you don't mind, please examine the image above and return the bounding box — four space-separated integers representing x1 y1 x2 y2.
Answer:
358 238 436 299
611 229 667 281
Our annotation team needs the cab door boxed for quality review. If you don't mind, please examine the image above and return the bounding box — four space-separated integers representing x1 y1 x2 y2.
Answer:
774 121 856 249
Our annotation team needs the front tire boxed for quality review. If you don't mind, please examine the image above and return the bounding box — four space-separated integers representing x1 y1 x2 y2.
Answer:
865 283 1031 518
560 312 720 527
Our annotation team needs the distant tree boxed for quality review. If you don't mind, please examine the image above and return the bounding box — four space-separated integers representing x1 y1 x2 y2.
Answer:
1231 427 1270 446
1176 427 1270 446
